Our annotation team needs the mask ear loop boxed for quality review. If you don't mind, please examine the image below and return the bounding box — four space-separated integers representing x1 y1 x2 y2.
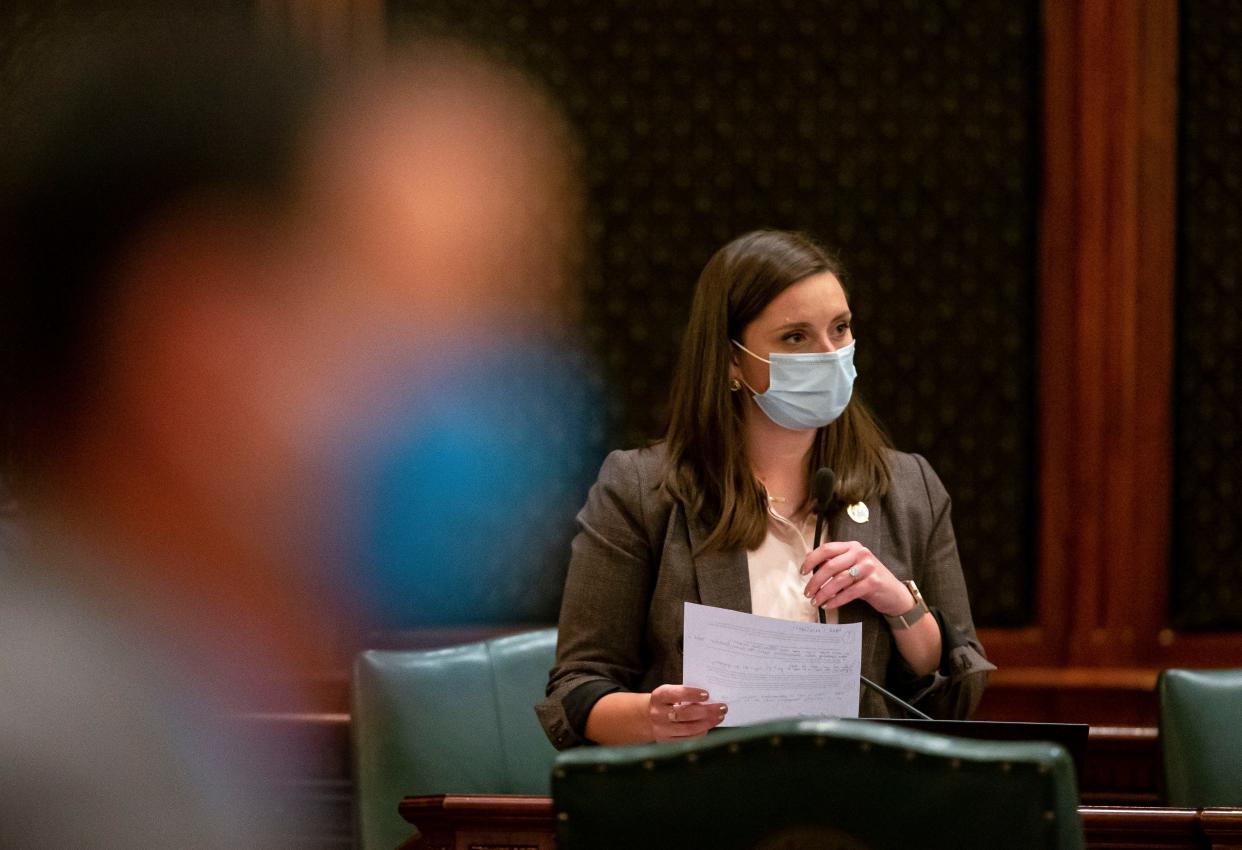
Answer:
730 340 766 396
731 339 771 364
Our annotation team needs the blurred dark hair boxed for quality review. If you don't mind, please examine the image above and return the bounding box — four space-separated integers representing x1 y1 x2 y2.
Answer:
663 229 892 554
0 9 324 481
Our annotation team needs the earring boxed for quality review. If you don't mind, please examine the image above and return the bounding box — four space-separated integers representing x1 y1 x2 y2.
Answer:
729 378 741 392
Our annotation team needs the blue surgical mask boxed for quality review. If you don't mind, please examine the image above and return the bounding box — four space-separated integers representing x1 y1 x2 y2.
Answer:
733 340 857 430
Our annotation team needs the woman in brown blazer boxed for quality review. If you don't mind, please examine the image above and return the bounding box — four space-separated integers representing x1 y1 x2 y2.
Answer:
538 230 993 749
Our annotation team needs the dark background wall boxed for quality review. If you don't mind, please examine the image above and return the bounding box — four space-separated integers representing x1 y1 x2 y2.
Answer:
6 0 1242 642
389 0 1043 629
1173 0 1242 631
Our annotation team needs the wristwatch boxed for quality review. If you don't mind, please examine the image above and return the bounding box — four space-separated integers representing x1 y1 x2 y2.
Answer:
885 580 929 630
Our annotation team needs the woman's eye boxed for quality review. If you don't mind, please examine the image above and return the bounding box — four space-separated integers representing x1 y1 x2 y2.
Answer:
784 332 806 344
834 322 851 336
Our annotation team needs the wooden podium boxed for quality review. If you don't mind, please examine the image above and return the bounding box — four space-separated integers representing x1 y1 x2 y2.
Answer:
396 795 1242 850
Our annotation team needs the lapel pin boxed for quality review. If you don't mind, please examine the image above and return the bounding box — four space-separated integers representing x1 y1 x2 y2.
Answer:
847 502 869 524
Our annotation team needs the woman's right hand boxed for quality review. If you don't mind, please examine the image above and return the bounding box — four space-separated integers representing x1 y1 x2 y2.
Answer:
647 684 728 740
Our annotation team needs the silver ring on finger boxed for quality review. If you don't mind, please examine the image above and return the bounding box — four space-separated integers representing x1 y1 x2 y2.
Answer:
848 565 860 579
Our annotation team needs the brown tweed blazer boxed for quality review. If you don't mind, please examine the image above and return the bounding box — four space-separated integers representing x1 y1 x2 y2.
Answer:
536 444 994 749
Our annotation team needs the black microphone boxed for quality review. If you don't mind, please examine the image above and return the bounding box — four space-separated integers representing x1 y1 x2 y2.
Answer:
811 467 835 551
809 466 931 720
812 468 834 630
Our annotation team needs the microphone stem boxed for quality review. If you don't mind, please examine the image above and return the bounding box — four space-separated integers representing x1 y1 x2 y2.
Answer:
860 675 933 721
813 513 826 625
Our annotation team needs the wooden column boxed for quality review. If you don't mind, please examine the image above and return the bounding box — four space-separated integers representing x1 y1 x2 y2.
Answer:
981 0 1181 670
1069 0 1178 665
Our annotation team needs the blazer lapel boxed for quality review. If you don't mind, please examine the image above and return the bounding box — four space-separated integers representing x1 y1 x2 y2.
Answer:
830 497 883 632
684 507 751 613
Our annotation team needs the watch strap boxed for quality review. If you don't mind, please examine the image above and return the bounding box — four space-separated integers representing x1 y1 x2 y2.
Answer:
885 580 929 630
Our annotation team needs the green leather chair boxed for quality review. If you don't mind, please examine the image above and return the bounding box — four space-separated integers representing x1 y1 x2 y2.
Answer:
1159 667 1242 806
553 718 1083 850
352 628 558 850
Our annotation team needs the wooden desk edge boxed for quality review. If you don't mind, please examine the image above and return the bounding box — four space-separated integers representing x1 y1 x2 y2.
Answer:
399 793 555 821
1201 807 1242 842
398 795 557 850
1078 806 1201 838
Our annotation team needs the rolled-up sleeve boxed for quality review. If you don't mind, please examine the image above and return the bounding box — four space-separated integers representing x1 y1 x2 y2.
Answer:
535 450 657 749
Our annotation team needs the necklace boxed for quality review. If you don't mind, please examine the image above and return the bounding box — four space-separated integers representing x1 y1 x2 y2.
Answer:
766 493 813 526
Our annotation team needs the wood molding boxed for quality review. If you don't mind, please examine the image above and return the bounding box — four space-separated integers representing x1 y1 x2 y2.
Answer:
978 627 1051 667
1079 807 1200 847
1152 633 1242 668
399 794 557 850
1033 0 1208 669
1036 0 1081 668
1071 0 1177 665
988 667 1160 689
1130 0 1180 662
976 666 1161 726
1201 808 1242 847
1081 806 1242 849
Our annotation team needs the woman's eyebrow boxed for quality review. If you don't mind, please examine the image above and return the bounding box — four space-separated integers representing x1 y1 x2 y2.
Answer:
772 321 814 333
771 314 851 332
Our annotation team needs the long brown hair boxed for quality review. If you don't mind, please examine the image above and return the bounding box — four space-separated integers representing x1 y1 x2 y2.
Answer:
663 229 892 553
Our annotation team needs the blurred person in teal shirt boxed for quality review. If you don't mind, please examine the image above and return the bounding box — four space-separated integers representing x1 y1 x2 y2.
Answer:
0 8 585 848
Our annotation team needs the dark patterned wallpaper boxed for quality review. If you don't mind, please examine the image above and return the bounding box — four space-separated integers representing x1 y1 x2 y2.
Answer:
389 0 1041 627
1172 0 1242 631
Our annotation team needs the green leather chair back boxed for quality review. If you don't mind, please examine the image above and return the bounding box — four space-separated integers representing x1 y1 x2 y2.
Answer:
553 718 1083 850
1159 667 1242 806
352 628 558 850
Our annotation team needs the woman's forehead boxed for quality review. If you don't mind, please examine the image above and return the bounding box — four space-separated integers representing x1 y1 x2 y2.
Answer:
754 272 848 326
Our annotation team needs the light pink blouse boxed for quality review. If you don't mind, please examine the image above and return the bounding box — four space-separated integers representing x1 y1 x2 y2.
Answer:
747 501 838 624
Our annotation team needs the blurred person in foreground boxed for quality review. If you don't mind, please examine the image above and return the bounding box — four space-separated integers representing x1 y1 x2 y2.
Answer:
0 11 580 848
539 230 994 749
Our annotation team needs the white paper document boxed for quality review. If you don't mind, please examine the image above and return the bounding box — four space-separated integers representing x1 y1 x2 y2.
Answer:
682 602 862 726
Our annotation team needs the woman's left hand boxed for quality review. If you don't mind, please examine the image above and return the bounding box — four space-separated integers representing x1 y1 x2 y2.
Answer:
801 541 911 615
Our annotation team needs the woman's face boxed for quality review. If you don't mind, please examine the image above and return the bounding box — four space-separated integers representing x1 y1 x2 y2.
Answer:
732 271 853 394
